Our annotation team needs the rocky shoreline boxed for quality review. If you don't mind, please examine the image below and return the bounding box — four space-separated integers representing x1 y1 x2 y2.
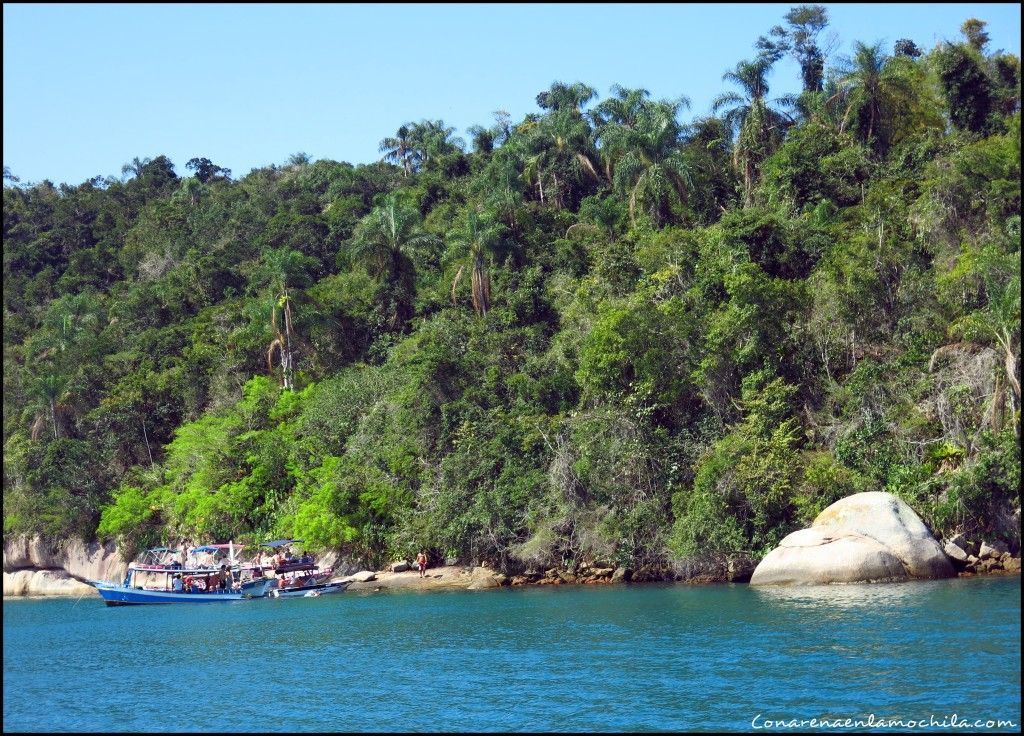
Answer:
3 532 1020 599
336 553 1019 596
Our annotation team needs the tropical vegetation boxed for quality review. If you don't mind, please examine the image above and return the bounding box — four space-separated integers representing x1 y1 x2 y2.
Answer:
3 10 1020 572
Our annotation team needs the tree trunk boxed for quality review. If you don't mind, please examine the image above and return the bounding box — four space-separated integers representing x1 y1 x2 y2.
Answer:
142 420 155 466
282 295 295 391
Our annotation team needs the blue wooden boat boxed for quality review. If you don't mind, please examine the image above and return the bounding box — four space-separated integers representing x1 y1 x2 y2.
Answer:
87 544 277 606
89 579 270 605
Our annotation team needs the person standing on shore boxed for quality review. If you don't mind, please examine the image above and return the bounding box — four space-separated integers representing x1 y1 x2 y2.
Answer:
416 550 428 578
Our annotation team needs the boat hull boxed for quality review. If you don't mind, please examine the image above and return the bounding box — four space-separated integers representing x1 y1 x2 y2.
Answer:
90 582 261 606
270 581 350 598
240 578 277 597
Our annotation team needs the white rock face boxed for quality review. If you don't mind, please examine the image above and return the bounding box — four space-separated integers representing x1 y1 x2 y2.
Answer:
3 569 97 597
751 492 955 585
3 534 126 597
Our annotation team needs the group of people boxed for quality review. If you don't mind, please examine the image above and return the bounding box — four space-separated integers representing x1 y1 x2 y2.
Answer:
160 547 429 591
170 564 236 593
272 549 314 568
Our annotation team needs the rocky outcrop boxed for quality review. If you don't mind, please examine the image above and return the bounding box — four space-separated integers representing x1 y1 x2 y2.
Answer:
954 539 1020 576
3 534 126 597
751 492 956 585
4 569 94 596
726 555 758 583
466 566 507 590
339 570 377 583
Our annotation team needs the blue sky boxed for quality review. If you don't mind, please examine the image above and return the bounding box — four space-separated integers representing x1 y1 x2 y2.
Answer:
3 3 1021 186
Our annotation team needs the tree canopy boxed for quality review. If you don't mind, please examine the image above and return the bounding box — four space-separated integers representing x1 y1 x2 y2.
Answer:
3 10 1020 572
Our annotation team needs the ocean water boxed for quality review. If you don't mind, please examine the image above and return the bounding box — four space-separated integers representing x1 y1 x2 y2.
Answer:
3 576 1020 732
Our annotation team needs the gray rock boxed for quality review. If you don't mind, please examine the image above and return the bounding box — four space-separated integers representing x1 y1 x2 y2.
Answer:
342 570 377 583
979 540 1009 560
727 555 757 583
467 567 504 590
948 533 978 557
751 529 907 585
943 541 969 563
1003 557 1021 573
610 567 632 584
751 492 954 585
390 561 410 573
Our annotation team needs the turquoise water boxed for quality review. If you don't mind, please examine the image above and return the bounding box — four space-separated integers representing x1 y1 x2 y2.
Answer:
3 576 1020 732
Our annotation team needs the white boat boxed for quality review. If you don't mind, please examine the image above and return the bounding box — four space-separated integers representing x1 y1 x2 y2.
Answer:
271 580 350 598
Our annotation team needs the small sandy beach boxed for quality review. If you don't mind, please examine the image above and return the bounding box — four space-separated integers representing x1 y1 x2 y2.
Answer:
340 565 482 593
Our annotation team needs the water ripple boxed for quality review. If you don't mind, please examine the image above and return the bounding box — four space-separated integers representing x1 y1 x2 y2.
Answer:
3 577 1019 732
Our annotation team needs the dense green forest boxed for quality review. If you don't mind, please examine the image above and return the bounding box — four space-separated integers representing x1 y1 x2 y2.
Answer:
3 9 1020 572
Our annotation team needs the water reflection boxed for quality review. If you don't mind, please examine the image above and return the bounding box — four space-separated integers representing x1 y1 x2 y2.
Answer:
750 579 939 612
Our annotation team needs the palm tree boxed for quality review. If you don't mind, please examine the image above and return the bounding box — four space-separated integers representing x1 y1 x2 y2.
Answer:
267 290 296 391
255 248 314 391
28 372 70 440
379 125 417 177
591 85 653 183
407 120 465 171
350 195 440 328
603 97 694 227
829 41 916 154
120 157 152 181
448 207 506 317
712 57 791 207
519 107 600 210
536 81 597 114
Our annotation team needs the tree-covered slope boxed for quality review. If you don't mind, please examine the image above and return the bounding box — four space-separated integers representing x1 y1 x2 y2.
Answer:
3 10 1020 570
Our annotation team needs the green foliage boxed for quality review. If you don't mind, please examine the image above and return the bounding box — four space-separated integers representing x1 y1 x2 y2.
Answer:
3 14 1020 571
761 122 870 209
669 375 803 557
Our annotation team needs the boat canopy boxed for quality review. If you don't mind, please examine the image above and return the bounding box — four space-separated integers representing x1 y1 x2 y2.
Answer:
260 539 304 548
191 544 245 553
145 547 180 553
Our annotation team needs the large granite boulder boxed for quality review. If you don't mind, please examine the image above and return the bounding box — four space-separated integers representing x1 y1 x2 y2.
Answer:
3 569 96 597
4 534 127 597
751 492 955 585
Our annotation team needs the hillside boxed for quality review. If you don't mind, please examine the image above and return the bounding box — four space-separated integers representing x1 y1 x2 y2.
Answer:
3 10 1020 571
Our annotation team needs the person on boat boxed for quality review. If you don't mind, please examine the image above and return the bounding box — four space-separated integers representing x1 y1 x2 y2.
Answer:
183 575 194 593
284 549 294 564
172 574 184 593
300 551 312 565
218 564 231 593
416 550 428 578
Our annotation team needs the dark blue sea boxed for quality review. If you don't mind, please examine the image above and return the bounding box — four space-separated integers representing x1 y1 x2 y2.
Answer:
3 576 1020 732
